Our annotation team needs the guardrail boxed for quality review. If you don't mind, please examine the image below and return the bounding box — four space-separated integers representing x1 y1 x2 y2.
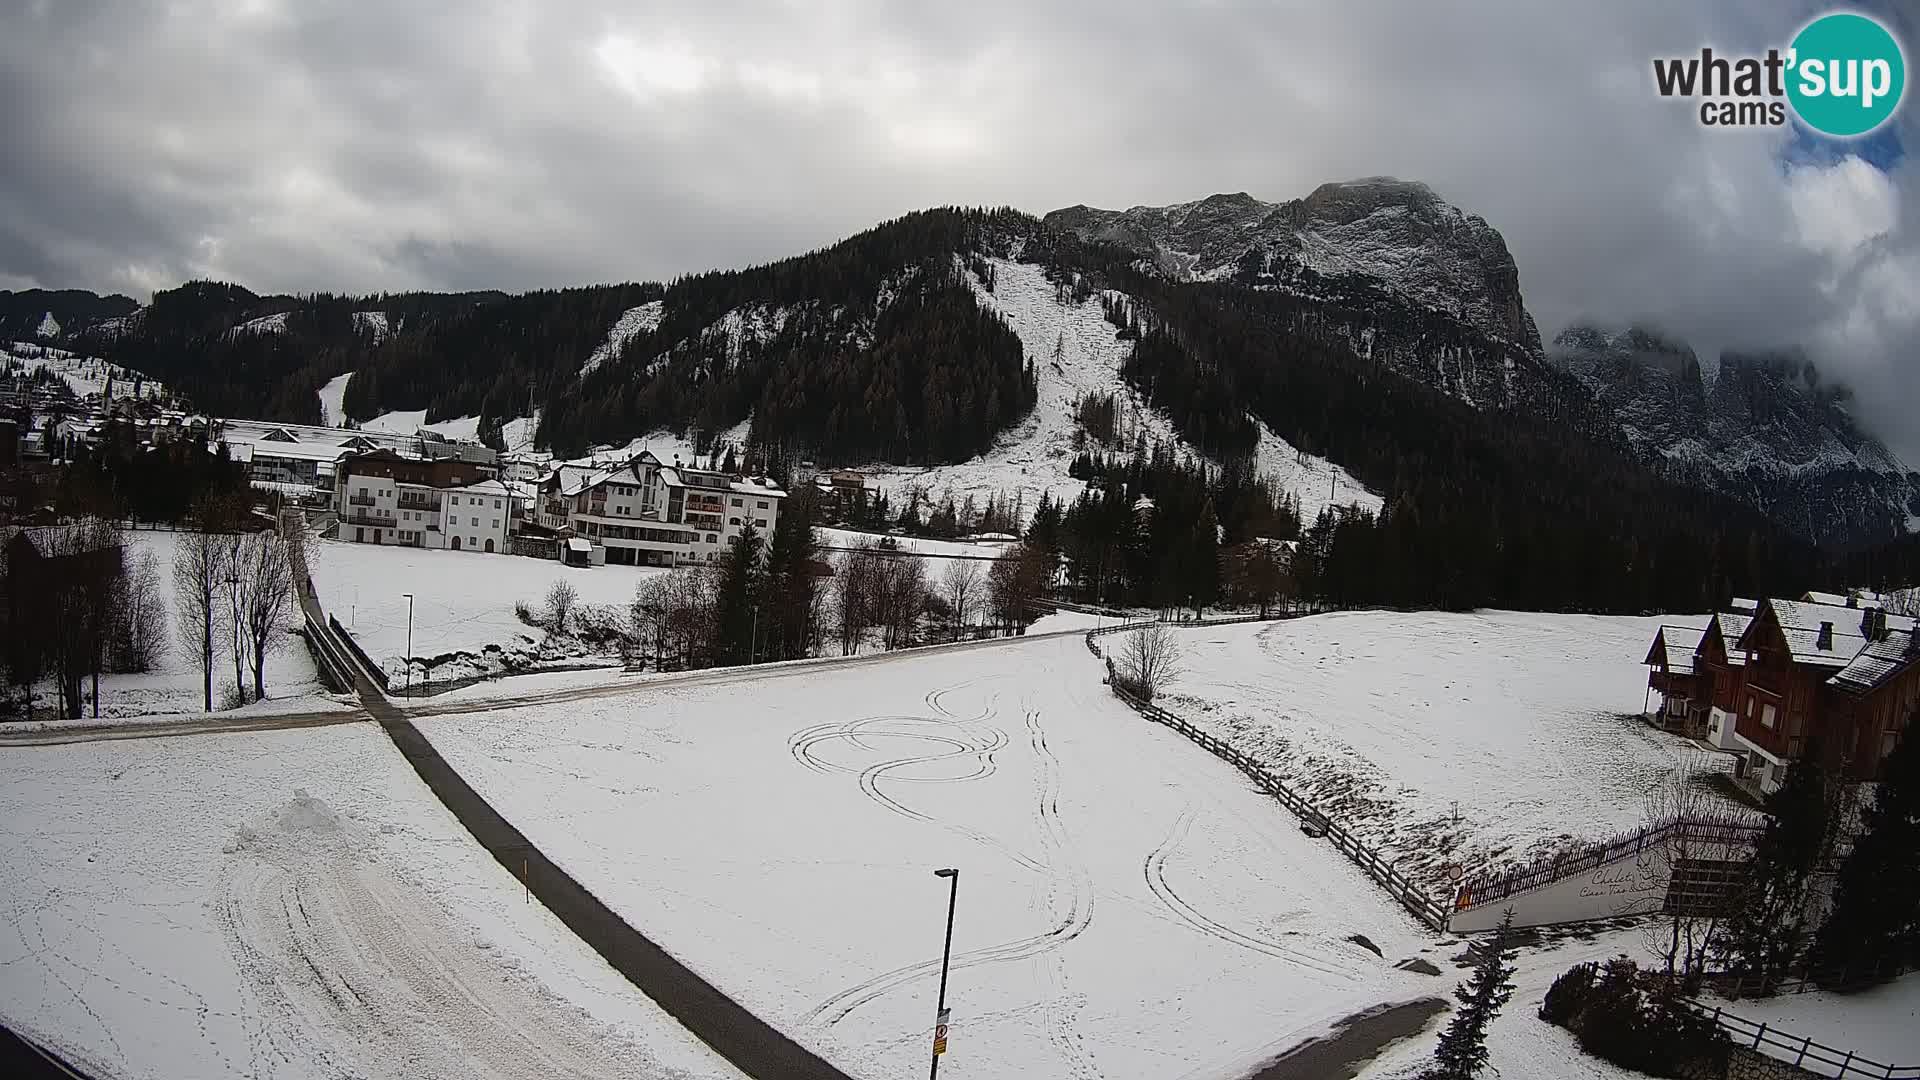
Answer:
1684 1001 1918 1079
327 614 390 691
1084 618 1453 931
300 610 358 694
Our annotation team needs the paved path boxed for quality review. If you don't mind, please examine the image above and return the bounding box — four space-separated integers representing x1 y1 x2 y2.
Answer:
0 1025 95 1080
1245 998 1448 1080
0 707 365 746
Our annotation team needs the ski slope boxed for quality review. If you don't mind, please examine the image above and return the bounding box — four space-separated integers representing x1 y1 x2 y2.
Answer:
4 342 168 402
864 258 1376 526
417 633 1452 1080
0 723 739 1080
1158 611 1744 893
317 372 352 427
361 409 482 443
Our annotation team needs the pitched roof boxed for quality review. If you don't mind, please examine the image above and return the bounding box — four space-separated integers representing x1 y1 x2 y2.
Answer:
1645 624 1707 672
1827 627 1918 696
1743 598 1919 669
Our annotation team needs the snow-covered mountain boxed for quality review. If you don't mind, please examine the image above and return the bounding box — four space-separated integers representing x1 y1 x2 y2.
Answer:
1553 325 1920 547
1044 179 1572 417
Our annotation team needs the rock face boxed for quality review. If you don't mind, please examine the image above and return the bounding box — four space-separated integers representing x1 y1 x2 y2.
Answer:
1555 325 1920 548
1046 178 1542 356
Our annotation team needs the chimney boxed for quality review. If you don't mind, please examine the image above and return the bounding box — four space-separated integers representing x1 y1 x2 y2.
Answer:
1816 621 1834 650
1846 592 1858 609
1861 607 1878 638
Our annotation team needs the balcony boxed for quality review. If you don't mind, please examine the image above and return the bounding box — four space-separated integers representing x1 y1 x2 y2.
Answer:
344 510 395 527
398 499 442 513
349 493 377 507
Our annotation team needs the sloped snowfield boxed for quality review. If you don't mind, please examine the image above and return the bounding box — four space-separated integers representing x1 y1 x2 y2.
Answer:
0 723 739 1080
863 258 1375 526
1158 611 1745 894
418 633 1454 1080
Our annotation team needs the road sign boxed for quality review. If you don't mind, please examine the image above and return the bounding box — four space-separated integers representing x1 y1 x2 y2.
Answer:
933 1008 950 1056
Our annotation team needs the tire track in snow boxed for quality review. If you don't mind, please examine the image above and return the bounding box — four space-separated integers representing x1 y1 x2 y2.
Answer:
804 707 1094 1028
1143 806 1356 981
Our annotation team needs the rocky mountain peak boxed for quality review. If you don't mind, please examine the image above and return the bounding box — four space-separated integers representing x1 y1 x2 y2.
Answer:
1044 177 1542 357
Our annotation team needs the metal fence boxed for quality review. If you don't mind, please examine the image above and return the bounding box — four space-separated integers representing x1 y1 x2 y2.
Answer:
1684 1001 1918 1079
1085 621 1451 930
327 613 390 691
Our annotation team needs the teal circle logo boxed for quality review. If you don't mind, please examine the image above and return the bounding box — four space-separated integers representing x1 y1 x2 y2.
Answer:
1787 12 1905 137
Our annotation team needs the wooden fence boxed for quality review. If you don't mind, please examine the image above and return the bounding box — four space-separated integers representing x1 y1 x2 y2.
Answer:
1684 1001 1918 1079
1453 812 1764 914
1085 621 1452 930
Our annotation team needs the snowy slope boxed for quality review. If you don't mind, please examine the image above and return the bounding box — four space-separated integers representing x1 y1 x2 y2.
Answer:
866 257 1378 523
1159 612 1745 894
418 634 1445 1080
317 372 352 428
0 723 740 1080
579 301 665 378
226 311 290 337
35 311 59 338
352 310 391 342
4 342 169 401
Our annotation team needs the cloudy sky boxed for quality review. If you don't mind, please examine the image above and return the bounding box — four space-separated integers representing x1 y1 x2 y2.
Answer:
1 1 1915 457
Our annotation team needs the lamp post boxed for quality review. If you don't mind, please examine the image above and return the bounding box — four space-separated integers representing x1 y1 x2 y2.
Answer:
402 592 414 696
930 867 959 1080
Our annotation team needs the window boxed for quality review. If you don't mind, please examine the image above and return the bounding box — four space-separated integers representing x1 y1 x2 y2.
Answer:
1761 703 1777 729
731 497 742 507
493 499 501 509
491 519 499 529
450 496 460 505
706 533 717 544
730 517 741 526
471 516 480 527
757 500 768 509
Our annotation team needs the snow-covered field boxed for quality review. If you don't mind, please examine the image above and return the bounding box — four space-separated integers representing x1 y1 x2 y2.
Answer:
417 633 1453 1080
863 258 1376 527
816 526 1017 592
22 530 340 721
0 723 739 1080
305 539 666 681
1707 975 1920 1069
1157 611 1742 893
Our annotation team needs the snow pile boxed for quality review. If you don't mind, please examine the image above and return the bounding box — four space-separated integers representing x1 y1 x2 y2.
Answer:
352 310 391 342
0 724 737 1079
419 634 1444 1080
317 372 353 427
1157 611 1745 893
580 300 665 377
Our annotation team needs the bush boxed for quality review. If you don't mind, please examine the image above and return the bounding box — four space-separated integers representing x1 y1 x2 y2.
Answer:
544 580 579 633
1538 962 1596 1027
513 600 537 627
1541 958 1729 1079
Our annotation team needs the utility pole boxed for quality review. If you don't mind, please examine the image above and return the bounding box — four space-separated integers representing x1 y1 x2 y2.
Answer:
930 867 959 1079
402 592 414 696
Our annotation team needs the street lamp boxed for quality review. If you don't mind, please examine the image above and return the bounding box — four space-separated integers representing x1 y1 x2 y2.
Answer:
401 592 414 696
930 867 959 1080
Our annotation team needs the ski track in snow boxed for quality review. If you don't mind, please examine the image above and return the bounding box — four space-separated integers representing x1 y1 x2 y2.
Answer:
317 372 352 428
580 301 665 378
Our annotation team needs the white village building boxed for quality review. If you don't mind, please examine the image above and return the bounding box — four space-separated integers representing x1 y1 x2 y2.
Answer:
534 450 785 566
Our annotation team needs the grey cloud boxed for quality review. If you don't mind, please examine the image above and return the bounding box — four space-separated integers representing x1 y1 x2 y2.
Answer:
0 0 1914 459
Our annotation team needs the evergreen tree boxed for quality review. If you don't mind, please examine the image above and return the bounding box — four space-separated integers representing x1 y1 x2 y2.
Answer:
1810 717 1920 988
1711 745 1833 995
713 523 764 666
1188 497 1220 617
1431 910 1517 1079
760 489 820 662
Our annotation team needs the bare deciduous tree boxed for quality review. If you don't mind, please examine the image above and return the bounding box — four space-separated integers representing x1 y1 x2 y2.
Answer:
175 514 230 712
35 518 124 719
546 578 580 633
943 560 982 640
1116 622 1184 700
110 550 168 673
834 543 881 655
231 531 294 702
630 568 715 670
1639 757 1738 987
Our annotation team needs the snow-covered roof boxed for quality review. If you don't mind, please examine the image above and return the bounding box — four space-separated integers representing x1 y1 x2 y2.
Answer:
449 478 515 498
1646 625 1706 673
1710 612 1753 665
241 439 350 463
1728 597 1758 614
1747 599 1919 669
567 537 592 553
1827 627 1918 696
